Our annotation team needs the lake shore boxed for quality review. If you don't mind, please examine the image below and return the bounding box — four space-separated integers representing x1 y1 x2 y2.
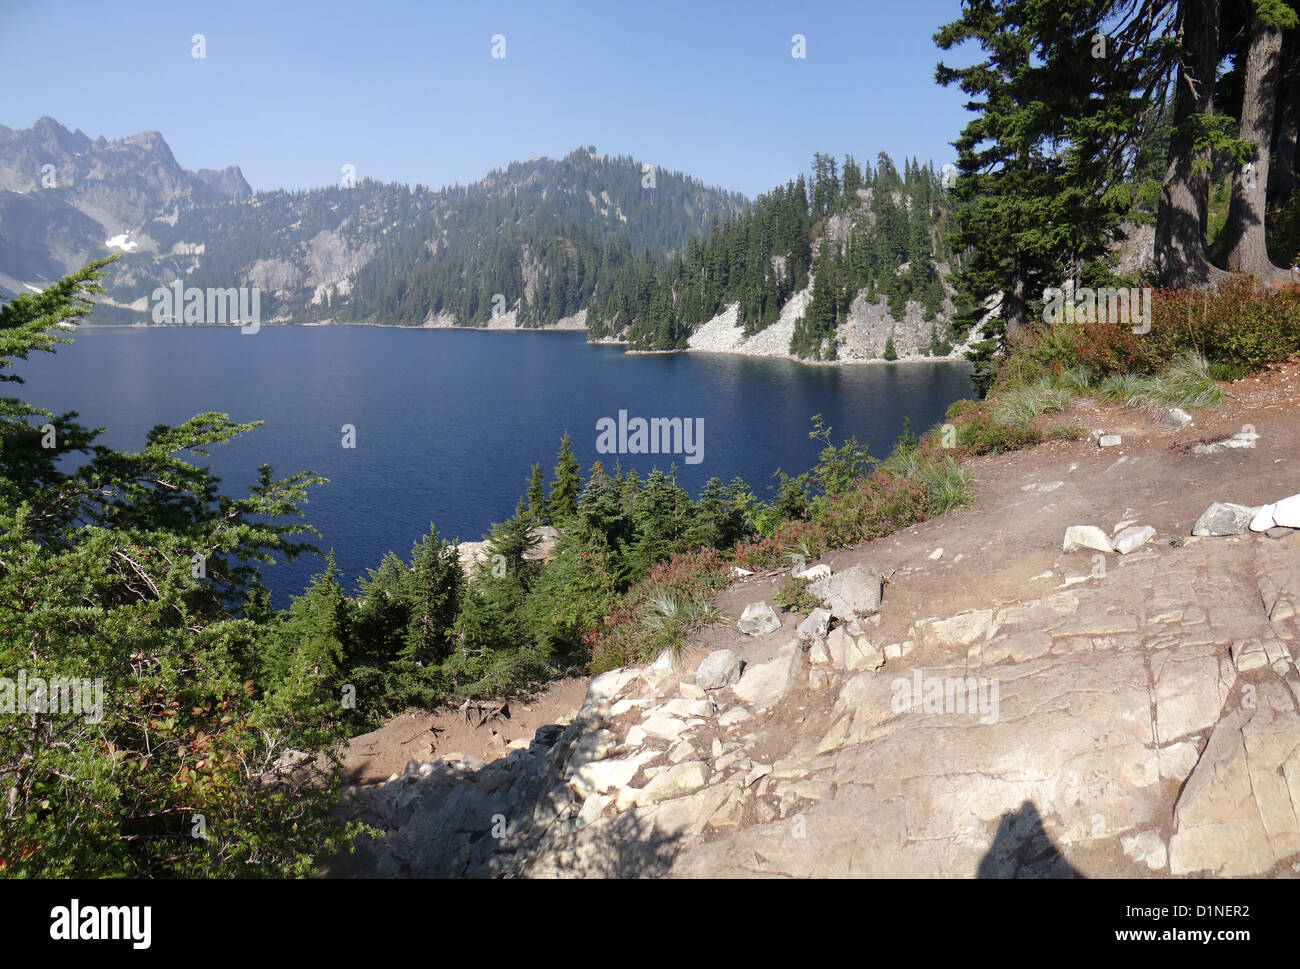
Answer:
77 318 971 368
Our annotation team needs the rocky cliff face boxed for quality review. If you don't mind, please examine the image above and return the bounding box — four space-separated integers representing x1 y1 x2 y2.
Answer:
0 117 249 236
687 287 969 363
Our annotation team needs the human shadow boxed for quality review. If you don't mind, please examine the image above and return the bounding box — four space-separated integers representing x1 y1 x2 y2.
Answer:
976 801 1083 878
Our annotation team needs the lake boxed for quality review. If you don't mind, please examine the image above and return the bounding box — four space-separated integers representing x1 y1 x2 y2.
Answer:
21 326 973 605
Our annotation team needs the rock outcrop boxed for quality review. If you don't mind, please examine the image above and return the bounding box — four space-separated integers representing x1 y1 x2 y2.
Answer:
340 529 1300 879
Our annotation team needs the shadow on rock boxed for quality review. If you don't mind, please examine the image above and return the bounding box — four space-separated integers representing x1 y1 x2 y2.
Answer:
321 718 686 878
976 801 1082 878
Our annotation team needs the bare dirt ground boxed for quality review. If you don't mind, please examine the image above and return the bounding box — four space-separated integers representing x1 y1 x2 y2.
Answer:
338 678 589 787
700 358 1300 660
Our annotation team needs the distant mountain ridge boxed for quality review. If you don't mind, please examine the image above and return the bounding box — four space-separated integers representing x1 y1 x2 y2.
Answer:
0 119 748 325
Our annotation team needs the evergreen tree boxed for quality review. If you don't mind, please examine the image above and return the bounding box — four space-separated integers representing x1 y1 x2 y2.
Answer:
0 257 356 876
403 525 464 666
547 433 582 522
525 463 547 524
935 0 1147 392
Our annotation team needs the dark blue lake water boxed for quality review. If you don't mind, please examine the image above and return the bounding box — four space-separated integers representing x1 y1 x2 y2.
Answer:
20 326 973 606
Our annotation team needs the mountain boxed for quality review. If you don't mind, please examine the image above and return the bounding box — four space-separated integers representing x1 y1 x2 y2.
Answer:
0 120 748 325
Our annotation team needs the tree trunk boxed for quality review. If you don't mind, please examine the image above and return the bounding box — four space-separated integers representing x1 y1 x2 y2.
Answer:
1269 31 1299 204
1155 0 1230 287
1225 3 1289 279
1005 262 1027 334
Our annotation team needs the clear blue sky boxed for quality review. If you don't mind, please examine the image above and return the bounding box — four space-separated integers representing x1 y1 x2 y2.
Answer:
1 0 974 199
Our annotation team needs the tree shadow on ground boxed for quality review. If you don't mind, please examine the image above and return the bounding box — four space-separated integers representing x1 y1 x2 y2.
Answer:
319 719 684 878
976 801 1083 878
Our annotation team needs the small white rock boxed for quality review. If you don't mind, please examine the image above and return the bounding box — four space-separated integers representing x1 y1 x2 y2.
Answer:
1113 525 1156 554
1063 525 1113 554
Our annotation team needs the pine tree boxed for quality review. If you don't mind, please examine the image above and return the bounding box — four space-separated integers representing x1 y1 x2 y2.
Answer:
935 0 1148 391
0 256 355 876
1224 0 1298 278
547 433 582 522
525 463 547 523
403 525 464 665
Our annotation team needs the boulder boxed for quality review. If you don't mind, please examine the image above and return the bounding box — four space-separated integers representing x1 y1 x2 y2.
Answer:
640 713 691 742
639 761 710 804
582 668 639 711
1062 525 1112 553
657 697 713 719
795 563 831 581
1191 502 1258 537
1159 408 1193 429
1277 495 1300 528
819 565 883 620
570 753 653 798
738 601 781 636
796 608 832 642
1112 525 1155 554
696 649 743 691
826 627 884 672
566 729 617 774
1250 494 1300 531
1099 434 1122 448
731 643 800 710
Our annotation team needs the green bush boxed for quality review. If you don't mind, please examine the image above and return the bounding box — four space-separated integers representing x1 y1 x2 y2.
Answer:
774 576 822 614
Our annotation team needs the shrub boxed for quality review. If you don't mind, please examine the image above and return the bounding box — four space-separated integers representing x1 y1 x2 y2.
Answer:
774 576 822 614
918 454 973 516
1094 352 1221 411
590 547 732 671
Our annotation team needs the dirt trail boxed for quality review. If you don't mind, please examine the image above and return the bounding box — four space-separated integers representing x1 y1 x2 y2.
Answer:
338 679 588 788
705 359 1300 654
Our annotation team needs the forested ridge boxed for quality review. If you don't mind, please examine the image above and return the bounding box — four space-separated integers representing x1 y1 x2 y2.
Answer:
585 152 954 359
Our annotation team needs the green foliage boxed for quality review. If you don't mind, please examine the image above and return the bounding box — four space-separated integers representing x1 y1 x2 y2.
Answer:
773 576 822 614
525 463 547 524
0 259 364 877
945 398 1046 456
547 433 582 523
591 152 952 359
1268 190 1300 269
935 0 1158 389
335 151 746 330
990 378 1074 428
1094 352 1222 411
638 590 726 663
